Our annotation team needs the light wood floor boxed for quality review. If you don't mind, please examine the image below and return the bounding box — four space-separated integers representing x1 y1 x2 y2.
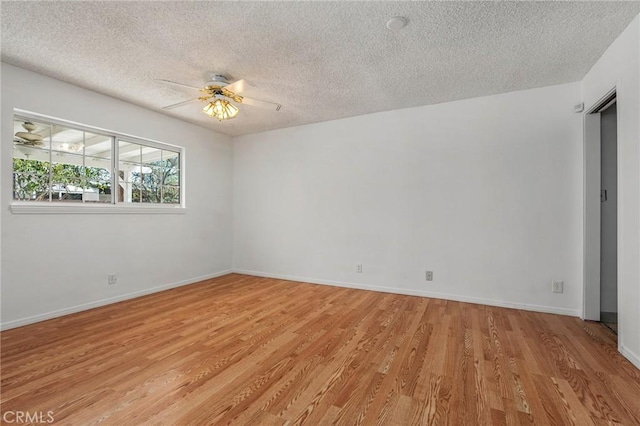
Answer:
2 274 639 425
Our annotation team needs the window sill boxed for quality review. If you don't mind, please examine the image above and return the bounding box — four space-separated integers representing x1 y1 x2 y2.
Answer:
10 203 187 215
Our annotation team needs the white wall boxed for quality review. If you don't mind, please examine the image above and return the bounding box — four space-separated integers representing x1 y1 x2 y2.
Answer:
233 82 584 317
1 64 233 329
582 15 640 368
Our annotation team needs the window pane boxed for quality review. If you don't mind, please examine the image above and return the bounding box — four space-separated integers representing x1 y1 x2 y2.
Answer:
13 156 51 176
14 143 50 163
13 138 51 201
83 183 111 203
118 167 137 203
13 172 50 201
162 185 180 204
119 141 142 203
161 150 180 187
13 117 52 203
162 150 180 164
142 149 162 204
85 164 112 203
51 125 84 154
84 133 111 160
117 142 174 205
141 146 162 166
85 155 111 172
85 164 111 184
141 188 157 203
51 152 84 188
118 160 139 175
48 151 84 203
131 181 142 203
52 150 83 167
141 168 161 203
146 167 162 187
51 184 84 202
119 141 141 163
14 118 50 150
51 168 84 203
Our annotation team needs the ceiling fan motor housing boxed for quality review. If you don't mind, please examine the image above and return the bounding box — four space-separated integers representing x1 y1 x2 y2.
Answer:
206 74 230 87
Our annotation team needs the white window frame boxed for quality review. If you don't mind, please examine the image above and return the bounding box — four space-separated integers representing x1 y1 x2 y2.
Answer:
10 109 186 214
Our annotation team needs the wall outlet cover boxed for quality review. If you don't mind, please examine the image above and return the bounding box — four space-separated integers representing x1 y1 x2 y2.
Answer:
552 280 564 293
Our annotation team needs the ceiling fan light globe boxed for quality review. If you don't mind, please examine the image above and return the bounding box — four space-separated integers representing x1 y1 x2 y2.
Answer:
203 99 239 121
202 102 216 116
226 102 239 118
213 100 226 115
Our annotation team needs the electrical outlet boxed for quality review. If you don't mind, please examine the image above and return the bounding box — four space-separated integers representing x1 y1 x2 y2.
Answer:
426 271 433 281
108 274 118 285
552 280 564 293
356 264 363 273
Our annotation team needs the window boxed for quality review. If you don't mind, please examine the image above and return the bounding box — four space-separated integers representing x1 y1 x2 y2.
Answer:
12 112 183 210
118 140 180 204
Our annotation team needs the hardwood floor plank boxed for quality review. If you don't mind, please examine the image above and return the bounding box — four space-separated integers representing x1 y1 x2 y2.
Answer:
2 274 639 425
551 376 598 426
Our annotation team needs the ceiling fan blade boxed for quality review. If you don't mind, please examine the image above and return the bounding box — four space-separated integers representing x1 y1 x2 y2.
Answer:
225 79 255 94
240 96 282 111
157 79 202 90
162 97 202 110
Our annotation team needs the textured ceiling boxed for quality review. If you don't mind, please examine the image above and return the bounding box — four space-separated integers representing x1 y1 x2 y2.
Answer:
2 1 639 137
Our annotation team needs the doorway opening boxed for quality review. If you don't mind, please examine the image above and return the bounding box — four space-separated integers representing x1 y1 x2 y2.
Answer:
599 100 617 333
583 89 618 336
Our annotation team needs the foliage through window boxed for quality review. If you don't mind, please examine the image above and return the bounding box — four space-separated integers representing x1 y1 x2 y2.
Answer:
12 114 182 206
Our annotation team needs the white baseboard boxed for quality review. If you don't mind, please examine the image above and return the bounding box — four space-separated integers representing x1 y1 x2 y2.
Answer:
620 345 640 370
0 270 232 331
233 269 582 317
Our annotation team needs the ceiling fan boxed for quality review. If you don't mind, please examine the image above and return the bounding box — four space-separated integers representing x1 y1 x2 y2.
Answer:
158 75 281 121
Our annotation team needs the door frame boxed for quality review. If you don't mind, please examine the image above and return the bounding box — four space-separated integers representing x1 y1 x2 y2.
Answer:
583 86 617 321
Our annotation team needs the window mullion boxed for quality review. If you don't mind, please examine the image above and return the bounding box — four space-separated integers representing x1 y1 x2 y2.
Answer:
48 123 53 202
160 149 164 204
